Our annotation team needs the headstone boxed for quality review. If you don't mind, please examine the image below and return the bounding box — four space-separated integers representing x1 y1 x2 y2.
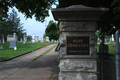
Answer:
52 5 108 80
112 34 114 41
46 37 49 42
7 35 14 41
13 33 17 42
32 33 35 43
51 39 53 42
0 39 1 44
7 33 17 42
0 45 3 50
34 36 39 42
23 34 26 45
20 38 23 42
40 35 44 42
119 37 120 43
110 34 115 43
9 41 16 48
2 35 5 44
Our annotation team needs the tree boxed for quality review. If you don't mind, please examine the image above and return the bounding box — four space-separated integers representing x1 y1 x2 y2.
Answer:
7 9 25 40
0 0 56 22
43 33 47 38
45 20 59 41
27 35 32 41
0 14 7 40
0 9 25 41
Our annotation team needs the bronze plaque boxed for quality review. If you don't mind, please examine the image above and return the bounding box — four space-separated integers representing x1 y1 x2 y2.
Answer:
66 36 90 56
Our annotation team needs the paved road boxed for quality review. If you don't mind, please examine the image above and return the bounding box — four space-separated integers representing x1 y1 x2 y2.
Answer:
0 44 59 80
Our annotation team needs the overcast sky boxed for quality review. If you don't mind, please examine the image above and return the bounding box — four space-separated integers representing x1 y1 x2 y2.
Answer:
8 5 57 40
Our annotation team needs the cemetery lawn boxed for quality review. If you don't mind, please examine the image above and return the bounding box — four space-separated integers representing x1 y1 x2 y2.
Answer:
0 42 54 61
95 43 116 54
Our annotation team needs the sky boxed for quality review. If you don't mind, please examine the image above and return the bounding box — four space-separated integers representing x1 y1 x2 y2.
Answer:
8 5 57 40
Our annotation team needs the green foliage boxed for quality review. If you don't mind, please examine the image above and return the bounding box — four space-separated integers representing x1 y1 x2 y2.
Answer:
45 20 59 41
27 35 32 41
0 0 56 22
0 42 53 60
0 9 25 41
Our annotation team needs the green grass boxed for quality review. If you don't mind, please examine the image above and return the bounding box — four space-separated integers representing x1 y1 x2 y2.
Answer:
95 43 116 54
0 42 54 60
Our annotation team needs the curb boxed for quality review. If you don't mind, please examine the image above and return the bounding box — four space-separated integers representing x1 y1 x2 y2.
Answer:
0 44 54 62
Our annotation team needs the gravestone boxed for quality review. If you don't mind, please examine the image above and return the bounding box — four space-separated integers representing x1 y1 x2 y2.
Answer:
23 34 26 45
51 39 53 42
52 5 108 80
20 38 23 42
32 33 35 43
40 35 44 42
119 37 120 43
2 35 5 44
46 37 49 42
110 34 115 43
0 40 1 44
7 33 17 48
7 35 14 41
0 45 3 50
34 36 39 42
9 41 16 48
13 33 17 42
7 33 17 42
99 35 108 54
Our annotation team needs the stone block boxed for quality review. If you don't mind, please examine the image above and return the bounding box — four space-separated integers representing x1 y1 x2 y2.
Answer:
59 59 96 72
59 72 97 80
9 41 16 48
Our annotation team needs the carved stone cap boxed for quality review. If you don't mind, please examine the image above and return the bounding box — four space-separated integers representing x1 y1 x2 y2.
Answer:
51 5 109 21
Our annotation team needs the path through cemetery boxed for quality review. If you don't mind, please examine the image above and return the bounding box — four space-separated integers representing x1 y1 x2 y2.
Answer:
0 44 59 80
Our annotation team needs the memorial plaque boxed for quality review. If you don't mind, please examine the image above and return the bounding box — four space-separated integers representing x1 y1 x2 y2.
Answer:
66 36 90 56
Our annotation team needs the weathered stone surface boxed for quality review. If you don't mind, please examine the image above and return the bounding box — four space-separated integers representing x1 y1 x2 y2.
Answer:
9 41 16 48
59 22 97 31
59 59 96 72
52 5 108 21
59 72 97 80
52 5 108 80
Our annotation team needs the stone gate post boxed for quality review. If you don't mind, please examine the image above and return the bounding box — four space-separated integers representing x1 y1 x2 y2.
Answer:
52 5 108 80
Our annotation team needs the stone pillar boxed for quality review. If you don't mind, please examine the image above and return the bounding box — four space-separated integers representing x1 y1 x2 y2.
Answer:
23 34 26 45
32 33 35 43
52 5 108 80
13 33 16 41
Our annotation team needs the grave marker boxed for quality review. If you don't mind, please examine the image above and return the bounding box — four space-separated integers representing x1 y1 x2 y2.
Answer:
46 37 49 42
7 33 17 48
9 41 16 48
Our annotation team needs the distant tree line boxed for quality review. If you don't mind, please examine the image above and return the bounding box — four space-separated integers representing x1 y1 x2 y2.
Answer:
44 20 60 41
0 9 25 41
